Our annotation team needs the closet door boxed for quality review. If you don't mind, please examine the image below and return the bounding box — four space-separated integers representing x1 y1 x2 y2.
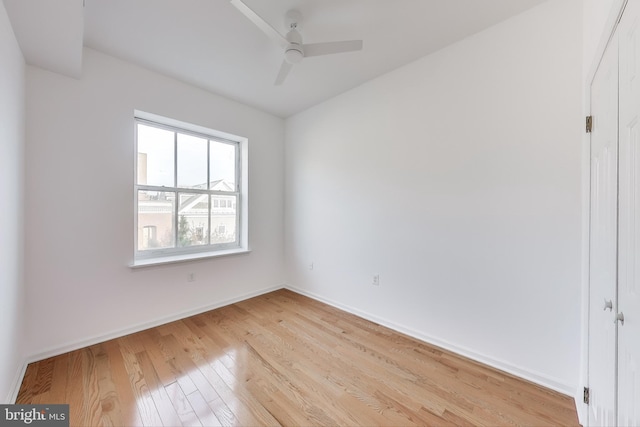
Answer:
617 0 640 424
588 32 619 427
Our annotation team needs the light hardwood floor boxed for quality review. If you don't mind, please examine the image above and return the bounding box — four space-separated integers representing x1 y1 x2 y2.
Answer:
17 289 579 426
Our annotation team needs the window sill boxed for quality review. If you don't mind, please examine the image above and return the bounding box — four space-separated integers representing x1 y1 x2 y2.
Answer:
130 248 251 268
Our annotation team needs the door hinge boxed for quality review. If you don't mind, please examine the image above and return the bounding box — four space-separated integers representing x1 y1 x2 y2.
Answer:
583 387 590 404
586 116 593 133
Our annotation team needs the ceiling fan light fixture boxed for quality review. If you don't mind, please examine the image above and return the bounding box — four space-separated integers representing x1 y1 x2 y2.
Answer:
285 46 304 64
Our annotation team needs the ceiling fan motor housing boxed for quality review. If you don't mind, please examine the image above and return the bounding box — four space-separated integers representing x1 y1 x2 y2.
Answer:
285 29 304 63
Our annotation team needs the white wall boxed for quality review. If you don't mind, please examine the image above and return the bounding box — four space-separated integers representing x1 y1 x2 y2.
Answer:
285 0 582 395
0 0 26 402
24 48 285 357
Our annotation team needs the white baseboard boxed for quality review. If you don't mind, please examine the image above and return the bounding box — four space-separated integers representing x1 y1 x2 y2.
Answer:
5 359 28 403
284 284 575 397
24 284 284 365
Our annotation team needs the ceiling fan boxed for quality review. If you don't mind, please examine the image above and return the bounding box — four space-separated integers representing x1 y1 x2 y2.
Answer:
230 0 363 85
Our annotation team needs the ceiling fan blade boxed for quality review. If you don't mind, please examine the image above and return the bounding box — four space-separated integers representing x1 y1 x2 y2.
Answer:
303 40 363 57
275 60 293 85
230 0 288 49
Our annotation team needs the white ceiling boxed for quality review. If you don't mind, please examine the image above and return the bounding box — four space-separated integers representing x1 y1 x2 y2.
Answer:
3 0 83 77
5 0 548 118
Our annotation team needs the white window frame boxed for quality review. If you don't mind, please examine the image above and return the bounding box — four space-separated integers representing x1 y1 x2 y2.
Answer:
132 111 249 267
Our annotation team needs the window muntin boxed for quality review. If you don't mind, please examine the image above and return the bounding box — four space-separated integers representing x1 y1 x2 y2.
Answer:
135 118 241 260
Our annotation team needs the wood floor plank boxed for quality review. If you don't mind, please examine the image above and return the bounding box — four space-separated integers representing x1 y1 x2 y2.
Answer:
164 381 201 427
65 349 89 427
47 354 69 404
135 329 181 387
117 337 164 426
15 363 39 403
159 333 219 401
135 350 183 427
185 390 222 427
16 289 579 427
205 394 238 426
92 344 125 427
152 333 199 397
101 339 144 427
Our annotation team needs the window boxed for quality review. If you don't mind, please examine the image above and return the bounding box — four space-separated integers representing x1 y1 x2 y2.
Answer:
134 113 247 265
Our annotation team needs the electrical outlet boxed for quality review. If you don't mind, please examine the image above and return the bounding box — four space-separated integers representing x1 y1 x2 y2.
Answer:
372 275 380 286
187 273 196 282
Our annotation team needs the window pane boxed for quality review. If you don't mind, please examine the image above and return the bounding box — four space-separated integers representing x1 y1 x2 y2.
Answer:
210 141 236 191
137 190 175 250
177 133 208 189
137 124 174 187
178 193 209 247
211 194 237 244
